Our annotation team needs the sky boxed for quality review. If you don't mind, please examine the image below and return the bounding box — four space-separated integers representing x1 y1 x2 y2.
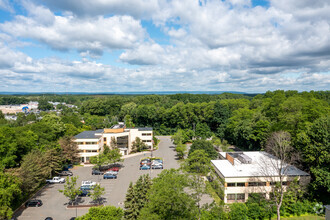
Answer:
0 0 329 93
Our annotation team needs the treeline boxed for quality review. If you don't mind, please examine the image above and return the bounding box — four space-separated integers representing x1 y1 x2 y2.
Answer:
0 90 329 217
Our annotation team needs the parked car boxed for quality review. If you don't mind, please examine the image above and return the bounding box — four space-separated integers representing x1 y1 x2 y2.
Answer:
45 217 53 220
103 173 117 179
153 159 163 164
92 169 104 175
152 164 163 169
57 171 73 176
108 167 120 172
46 177 65 184
78 189 90 197
105 170 118 175
63 164 73 171
80 185 93 190
140 164 151 170
140 159 151 166
81 180 97 187
25 199 43 207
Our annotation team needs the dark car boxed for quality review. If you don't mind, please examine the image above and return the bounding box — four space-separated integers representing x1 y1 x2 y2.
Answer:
103 173 117 179
25 199 43 207
80 185 93 191
78 189 90 197
45 217 53 220
92 169 104 175
58 171 73 176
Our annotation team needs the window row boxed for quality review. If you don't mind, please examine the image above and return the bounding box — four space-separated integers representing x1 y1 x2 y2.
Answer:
77 142 98 145
227 181 289 187
142 140 152 142
142 133 152 136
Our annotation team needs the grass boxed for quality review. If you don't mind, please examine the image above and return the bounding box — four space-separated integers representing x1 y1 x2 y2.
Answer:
272 214 325 220
205 181 221 205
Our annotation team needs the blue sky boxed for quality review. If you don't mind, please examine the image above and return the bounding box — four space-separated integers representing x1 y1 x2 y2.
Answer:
0 0 329 93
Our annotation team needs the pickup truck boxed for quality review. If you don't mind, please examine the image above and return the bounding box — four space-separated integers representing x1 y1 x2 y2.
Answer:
46 177 65 184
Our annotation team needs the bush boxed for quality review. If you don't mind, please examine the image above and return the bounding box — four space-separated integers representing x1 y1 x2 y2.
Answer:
229 203 248 220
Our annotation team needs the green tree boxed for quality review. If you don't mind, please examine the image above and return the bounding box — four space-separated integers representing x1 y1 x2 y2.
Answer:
76 206 124 220
189 139 218 159
90 184 105 205
38 99 54 111
124 174 151 220
59 176 80 205
131 137 147 153
0 171 22 220
183 150 211 175
138 169 197 220
195 122 212 139
229 203 248 220
110 136 117 149
175 143 187 159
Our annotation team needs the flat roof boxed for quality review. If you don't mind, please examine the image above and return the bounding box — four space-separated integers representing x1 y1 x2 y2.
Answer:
212 151 309 178
74 129 103 139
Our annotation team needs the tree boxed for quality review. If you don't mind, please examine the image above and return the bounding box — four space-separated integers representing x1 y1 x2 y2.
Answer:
76 206 124 220
0 110 4 119
131 137 148 153
189 139 218 159
38 99 54 111
43 148 62 178
183 150 211 175
110 136 117 149
90 184 105 205
90 154 107 170
229 203 248 220
59 176 80 205
124 174 151 220
138 169 197 220
59 136 80 164
195 122 212 139
260 131 298 220
175 143 187 159
0 171 22 220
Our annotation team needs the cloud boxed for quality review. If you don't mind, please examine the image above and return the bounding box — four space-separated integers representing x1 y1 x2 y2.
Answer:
0 4 146 57
0 0 14 12
32 0 160 19
0 0 329 92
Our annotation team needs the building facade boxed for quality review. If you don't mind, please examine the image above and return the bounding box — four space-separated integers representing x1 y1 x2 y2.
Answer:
74 123 153 163
211 152 310 203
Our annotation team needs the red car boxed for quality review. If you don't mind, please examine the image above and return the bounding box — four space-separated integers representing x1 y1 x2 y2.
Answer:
108 167 120 172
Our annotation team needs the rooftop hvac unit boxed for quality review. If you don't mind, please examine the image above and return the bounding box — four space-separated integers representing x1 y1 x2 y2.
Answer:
238 153 252 164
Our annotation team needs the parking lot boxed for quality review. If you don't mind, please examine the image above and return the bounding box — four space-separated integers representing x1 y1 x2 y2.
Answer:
14 136 180 220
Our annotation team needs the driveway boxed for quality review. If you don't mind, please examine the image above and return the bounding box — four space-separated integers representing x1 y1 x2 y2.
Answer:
14 136 180 219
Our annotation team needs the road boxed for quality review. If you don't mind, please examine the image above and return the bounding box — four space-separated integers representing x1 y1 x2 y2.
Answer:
14 136 180 220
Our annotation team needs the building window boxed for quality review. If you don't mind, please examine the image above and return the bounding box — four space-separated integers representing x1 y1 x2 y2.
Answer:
142 140 152 143
77 142 84 145
237 194 245 200
227 194 235 200
103 137 107 142
227 183 236 187
142 133 152 136
85 142 97 145
282 182 288 186
248 182 266 187
237 182 245 187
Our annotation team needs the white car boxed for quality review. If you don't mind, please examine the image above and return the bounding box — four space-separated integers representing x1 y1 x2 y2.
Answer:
81 180 97 187
105 170 118 175
46 177 65 184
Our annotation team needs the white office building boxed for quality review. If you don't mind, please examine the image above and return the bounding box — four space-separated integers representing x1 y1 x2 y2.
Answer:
74 123 153 163
211 151 310 203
